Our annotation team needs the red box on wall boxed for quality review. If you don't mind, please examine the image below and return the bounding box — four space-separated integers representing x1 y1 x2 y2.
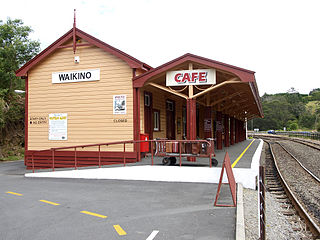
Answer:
140 133 149 152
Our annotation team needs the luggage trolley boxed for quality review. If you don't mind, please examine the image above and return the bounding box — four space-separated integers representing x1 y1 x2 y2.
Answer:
154 138 218 167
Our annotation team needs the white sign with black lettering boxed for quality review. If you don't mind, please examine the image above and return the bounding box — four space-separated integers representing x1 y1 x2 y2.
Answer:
52 69 100 84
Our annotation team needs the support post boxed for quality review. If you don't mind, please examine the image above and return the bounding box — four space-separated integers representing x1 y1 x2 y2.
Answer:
235 119 239 143
187 98 196 161
224 114 230 147
216 111 223 150
204 106 212 139
230 117 234 145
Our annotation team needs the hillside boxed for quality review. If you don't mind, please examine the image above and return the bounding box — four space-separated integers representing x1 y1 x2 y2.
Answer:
249 88 320 132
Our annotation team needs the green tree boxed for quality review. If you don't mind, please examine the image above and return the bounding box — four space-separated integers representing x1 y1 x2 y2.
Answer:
0 19 40 157
0 18 40 92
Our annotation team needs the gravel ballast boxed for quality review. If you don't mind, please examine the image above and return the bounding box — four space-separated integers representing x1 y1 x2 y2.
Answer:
243 188 308 240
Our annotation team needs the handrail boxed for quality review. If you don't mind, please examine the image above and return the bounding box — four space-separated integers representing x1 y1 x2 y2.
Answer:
29 139 214 173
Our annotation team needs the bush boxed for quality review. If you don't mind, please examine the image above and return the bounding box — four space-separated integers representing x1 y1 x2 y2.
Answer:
288 122 298 131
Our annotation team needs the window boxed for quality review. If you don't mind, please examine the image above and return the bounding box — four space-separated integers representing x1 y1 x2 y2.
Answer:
153 110 160 131
145 93 151 107
166 100 174 111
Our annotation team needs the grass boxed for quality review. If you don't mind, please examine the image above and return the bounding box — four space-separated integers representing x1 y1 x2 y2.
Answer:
0 154 24 161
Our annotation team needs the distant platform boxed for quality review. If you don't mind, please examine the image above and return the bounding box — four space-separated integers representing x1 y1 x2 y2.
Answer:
25 139 263 189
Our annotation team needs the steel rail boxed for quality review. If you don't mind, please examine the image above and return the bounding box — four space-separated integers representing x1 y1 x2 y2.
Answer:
276 141 320 183
268 141 320 238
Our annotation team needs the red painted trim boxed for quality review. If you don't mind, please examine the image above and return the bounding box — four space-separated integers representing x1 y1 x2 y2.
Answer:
133 53 255 88
186 99 196 161
16 28 151 77
25 150 136 169
136 88 141 161
73 10 76 54
58 43 93 49
24 76 28 165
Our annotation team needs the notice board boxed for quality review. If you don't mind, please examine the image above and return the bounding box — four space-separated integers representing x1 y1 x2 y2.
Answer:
49 113 68 140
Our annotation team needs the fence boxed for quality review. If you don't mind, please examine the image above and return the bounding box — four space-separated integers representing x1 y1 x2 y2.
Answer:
274 131 320 140
29 139 215 173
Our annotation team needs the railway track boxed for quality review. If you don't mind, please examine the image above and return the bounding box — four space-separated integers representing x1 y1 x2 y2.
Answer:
262 138 320 239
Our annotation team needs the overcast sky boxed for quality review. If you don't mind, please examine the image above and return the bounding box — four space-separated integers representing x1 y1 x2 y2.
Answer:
1 0 319 95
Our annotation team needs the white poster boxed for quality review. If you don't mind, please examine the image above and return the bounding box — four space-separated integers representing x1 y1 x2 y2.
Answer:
113 95 126 114
49 113 68 140
166 69 216 86
52 69 100 84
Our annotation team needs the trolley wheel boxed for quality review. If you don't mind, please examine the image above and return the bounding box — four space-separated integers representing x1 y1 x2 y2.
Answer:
211 158 218 167
162 157 170 166
169 157 177 165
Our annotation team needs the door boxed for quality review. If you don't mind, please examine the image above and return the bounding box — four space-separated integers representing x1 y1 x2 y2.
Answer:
166 100 175 140
144 92 153 140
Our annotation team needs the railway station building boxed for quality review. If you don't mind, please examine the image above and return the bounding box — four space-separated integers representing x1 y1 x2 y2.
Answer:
16 25 263 169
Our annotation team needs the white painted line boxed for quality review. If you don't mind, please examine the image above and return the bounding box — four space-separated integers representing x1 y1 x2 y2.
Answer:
146 230 159 240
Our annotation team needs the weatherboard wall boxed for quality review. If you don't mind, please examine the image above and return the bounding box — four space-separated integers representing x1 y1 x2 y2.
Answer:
27 43 134 151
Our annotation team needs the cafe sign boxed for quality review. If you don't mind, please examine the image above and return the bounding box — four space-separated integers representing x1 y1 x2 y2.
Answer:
166 69 216 86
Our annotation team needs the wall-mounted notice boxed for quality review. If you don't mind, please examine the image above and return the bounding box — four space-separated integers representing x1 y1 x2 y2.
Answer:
113 95 126 114
49 113 68 140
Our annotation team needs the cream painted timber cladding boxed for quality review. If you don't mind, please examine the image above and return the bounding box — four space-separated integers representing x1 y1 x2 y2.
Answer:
28 45 134 151
140 86 184 140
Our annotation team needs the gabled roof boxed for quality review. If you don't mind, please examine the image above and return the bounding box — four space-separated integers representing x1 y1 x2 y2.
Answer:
133 53 263 119
133 53 255 87
16 28 151 77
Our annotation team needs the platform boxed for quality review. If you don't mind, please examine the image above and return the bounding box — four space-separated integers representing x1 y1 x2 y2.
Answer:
25 139 263 189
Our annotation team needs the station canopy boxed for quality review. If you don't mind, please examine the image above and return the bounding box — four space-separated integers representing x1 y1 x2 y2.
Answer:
133 53 263 120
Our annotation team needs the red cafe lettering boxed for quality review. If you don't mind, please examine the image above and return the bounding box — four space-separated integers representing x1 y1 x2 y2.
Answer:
174 71 207 84
166 69 216 86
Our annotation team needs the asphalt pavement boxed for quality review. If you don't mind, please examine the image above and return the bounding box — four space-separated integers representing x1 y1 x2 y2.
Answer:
0 160 235 240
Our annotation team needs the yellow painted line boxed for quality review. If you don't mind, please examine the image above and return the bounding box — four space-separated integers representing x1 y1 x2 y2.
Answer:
231 139 255 168
39 200 60 206
6 191 23 196
80 210 107 219
113 225 127 236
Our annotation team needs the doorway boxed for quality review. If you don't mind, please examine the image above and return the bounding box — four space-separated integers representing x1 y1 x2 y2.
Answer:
166 100 175 140
144 92 153 139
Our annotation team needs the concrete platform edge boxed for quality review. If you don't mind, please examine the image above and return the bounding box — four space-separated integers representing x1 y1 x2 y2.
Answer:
236 183 245 240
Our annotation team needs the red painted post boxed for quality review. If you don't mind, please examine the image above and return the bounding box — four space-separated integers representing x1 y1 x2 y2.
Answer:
209 153 212 168
224 114 230 147
179 142 182 167
151 141 154 166
98 145 101 168
187 99 197 162
52 150 55 172
74 147 77 170
123 143 126 166
32 153 35 173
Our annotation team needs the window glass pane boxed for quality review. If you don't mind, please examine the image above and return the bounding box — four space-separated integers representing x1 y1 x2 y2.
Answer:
154 111 159 131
